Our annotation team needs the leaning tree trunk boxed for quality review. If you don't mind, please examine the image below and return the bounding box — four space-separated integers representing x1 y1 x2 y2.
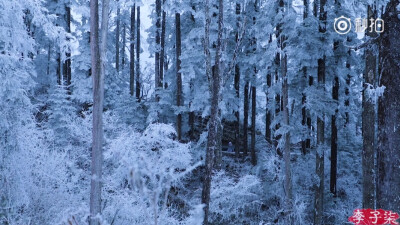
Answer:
130 5 135 96
201 0 223 223
314 0 326 224
377 0 400 213
89 0 109 223
176 12 182 141
362 5 377 209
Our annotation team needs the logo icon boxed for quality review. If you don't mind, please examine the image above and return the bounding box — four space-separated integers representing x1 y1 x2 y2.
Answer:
334 16 352 34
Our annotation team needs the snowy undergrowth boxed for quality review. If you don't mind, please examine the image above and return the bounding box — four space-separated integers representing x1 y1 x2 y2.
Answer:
103 123 202 225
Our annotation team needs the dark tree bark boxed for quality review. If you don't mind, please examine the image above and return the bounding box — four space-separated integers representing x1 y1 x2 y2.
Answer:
243 81 249 156
234 2 241 158
188 5 196 141
160 0 166 88
377 0 400 213
115 2 120 72
301 66 308 154
307 74 313 149
130 6 135 96
301 0 308 154
202 0 223 223
330 36 339 196
362 5 377 209
251 84 256 165
314 0 326 223
266 66 272 143
189 107 195 140
176 12 182 141
250 0 258 166
57 52 61 85
345 37 351 126
121 23 126 70
155 0 161 91
274 4 282 156
47 43 51 75
136 6 141 101
64 3 71 89
331 74 339 197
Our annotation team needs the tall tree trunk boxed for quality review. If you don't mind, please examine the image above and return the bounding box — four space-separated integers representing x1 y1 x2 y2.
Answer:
282 51 293 220
266 69 272 143
160 0 166 88
47 43 51 75
314 0 326 224
362 5 377 210
243 81 249 156
57 52 61 85
250 0 258 166
345 37 351 126
234 2 240 158
331 75 339 196
251 84 256 165
330 39 339 197
307 74 313 149
188 5 196 141
274 12 282 156
155 0 161 92
201 0 213 221
176 12 182 141
202 0 223 223
121 23 126 69
301 0 308 154
116 2 120 72
89 0 109 223
130 5 135 96
136 6 141 101
189 107 195 140
64 3 71 90
280 0 292 219
377 0 400 212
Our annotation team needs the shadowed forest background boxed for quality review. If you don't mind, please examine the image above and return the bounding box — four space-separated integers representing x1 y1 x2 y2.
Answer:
1 0 400 224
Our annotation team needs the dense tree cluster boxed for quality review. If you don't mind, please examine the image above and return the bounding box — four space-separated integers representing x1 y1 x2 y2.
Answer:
0 0 399 224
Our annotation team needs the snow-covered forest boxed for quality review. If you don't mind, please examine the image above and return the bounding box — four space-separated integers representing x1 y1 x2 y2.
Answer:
1 0 400 224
